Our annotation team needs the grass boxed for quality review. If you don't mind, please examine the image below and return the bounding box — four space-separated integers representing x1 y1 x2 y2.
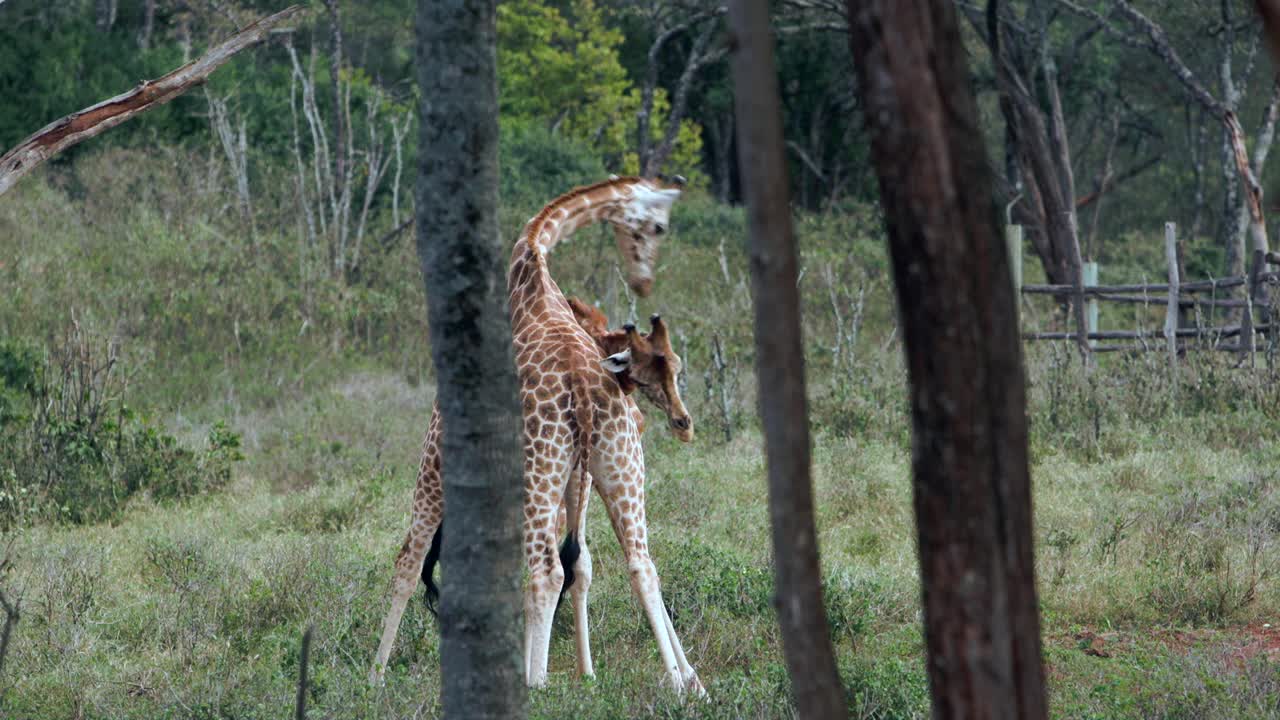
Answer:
3 362 1278 718
3 145 1280 717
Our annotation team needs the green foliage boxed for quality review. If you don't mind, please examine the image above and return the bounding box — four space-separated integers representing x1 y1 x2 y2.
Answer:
498 0 632 149
0 13 199 151
0 331 242 527
499 120 609 210
496 0 705 183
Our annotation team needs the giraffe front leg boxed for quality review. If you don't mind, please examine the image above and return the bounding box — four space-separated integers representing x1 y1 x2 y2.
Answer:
597 449 699 694
561 463 595 679
603 495 685 691
663 604 704 695
626 552 684 691
568 533 594 678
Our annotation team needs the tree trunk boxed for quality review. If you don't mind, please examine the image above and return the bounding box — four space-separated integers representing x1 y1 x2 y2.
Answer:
726 2 848 718
845 1 1048 717
985 26 1078 291
415 1 526 717
327 0 349 278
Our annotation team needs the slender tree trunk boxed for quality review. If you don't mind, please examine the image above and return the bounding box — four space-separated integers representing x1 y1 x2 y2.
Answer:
846 1 1048 717
95 0 118 32
415 1 526 717
327 0 348 277
139 0 157 50
726 2 847 718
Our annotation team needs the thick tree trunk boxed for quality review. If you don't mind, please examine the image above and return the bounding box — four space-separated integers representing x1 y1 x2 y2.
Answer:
726 2 847 718
415 1 526 717
846 1 1048 717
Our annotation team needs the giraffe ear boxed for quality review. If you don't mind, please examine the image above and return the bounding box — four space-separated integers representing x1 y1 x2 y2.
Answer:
601 349 632 373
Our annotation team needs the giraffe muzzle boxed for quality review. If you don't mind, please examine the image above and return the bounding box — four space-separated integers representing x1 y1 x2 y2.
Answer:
670 415 694 442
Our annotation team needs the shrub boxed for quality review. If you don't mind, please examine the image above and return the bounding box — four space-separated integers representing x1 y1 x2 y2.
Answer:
0 326 242 526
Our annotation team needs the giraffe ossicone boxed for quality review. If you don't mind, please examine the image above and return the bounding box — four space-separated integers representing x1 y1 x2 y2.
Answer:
370 176 702 695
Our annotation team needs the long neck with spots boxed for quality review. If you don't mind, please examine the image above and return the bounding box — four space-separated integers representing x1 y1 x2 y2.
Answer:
523 178 641 256
508 178 646 311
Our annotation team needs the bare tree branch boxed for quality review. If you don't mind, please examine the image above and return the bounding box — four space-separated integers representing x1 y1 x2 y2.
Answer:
0 5 304 198
1060 0 1225 114
1074 153 1162 208
637 4 727 174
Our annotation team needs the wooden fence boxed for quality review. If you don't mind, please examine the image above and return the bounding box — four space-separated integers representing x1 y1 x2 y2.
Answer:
1009 222 1280 363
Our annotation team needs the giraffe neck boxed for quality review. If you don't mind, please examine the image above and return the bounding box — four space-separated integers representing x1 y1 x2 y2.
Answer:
523 178 640 256
508 177 644 317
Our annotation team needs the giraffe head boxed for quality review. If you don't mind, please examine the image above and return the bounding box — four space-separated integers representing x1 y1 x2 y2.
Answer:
570 298 694 443
609 175 685 297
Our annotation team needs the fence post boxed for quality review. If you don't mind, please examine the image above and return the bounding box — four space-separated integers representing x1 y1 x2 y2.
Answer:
1006 224 1023 321
1083 261 1098 349
1164 222 1179 364
1244 249 1265 364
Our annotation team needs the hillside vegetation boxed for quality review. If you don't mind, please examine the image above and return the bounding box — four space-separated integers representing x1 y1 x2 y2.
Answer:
3 0 1280 716
1 136 1279 718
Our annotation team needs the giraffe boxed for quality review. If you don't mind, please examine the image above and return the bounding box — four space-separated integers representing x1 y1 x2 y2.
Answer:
408 305 695 680
370 176 703 692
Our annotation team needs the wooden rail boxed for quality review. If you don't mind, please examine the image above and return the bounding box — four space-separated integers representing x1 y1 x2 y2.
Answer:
1015 222 1279 360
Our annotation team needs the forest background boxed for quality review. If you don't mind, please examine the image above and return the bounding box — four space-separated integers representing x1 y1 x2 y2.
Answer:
1 1 1280 718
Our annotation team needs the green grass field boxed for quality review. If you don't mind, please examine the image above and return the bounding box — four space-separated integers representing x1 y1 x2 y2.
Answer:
2 150 1280 718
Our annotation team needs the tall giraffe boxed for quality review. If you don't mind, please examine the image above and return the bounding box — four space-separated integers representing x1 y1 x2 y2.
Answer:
370 177 702 692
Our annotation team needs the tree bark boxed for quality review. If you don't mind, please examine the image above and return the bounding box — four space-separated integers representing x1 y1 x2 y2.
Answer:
971 5 1081 292
726 2 848 718
416 1 526 718
0 6 304 199
845 1 1049 718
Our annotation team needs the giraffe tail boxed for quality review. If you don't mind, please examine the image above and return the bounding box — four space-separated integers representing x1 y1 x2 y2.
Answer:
554 531 581 619
421 521 443 617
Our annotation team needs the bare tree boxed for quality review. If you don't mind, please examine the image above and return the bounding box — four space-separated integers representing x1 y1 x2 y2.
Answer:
415 0 526 717
635 2 729 176
726 1 847 717
1059 0 1278 283
325 0 350 258
845 0 1048 717
0 6 304 199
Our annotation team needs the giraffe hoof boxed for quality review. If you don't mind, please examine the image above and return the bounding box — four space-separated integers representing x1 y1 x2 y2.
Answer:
686 674 707 698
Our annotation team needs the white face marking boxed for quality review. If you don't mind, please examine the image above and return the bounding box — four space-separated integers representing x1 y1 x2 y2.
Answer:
601 349 632 373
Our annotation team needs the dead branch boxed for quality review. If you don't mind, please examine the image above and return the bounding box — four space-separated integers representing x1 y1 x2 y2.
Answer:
1074 154 1162 209
0 5 304 198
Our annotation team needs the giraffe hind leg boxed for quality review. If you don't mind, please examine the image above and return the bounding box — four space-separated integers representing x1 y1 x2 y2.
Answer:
370 517 438 686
